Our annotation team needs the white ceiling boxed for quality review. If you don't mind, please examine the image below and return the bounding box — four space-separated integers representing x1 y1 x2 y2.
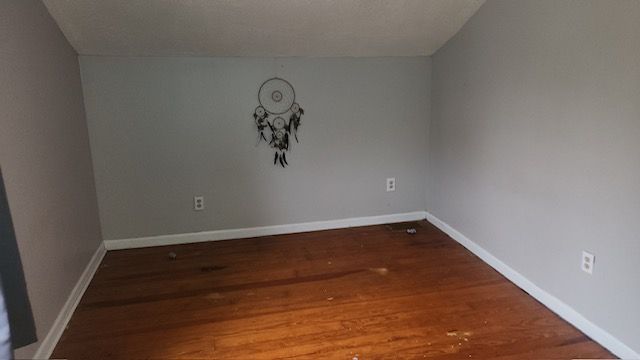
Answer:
43 0 485 57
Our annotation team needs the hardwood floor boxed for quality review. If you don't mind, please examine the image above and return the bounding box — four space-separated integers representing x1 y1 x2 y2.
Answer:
52 221 615 359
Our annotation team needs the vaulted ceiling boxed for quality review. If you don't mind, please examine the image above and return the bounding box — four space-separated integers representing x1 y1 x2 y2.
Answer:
43 0 484 57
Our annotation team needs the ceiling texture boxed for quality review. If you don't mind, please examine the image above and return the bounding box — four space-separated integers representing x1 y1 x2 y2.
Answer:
43 0 485 57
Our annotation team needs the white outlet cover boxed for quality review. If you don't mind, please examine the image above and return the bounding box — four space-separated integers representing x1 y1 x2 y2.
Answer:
581 251 595 275
386 178 396 192
193 196 204 211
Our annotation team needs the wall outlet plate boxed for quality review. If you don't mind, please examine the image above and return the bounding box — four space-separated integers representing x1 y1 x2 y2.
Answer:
581 251 595 275
386 178 396 192
193 196 204 211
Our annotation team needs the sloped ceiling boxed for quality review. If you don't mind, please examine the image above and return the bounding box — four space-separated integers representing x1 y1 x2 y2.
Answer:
43 0 485 57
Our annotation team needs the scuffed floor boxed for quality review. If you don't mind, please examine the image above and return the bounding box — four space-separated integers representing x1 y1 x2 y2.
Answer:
53 221 615 359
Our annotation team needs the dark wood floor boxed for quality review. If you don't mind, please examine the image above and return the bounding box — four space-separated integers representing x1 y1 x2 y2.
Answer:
53 221 614 359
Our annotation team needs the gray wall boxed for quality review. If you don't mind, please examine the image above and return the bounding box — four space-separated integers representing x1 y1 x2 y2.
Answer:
429 0 640 354
0 0 103 357
80 56 431 240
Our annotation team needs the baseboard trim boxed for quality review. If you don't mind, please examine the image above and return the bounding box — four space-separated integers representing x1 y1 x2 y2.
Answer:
33 243 106 360
425 212 639 360
104 211 428 250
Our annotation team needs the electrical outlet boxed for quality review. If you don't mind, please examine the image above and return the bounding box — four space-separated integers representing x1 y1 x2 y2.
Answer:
193 196 204 211
581 251 595 275
386 178 396 192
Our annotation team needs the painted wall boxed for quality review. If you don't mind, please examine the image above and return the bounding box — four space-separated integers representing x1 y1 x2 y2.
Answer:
80 56 431 240
429 0 640 354
0 0 103 357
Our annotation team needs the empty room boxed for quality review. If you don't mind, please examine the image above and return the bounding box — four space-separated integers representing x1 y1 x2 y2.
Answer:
1 0 639 359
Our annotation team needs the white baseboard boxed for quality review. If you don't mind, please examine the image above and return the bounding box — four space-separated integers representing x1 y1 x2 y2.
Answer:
425 212 639 360
104 211 428 250
33 243 106 360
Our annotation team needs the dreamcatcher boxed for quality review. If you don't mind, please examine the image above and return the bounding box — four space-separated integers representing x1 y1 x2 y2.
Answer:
253 78 304 167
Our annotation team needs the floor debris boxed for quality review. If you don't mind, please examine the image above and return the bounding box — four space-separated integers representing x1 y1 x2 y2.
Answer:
168 252 177 260
368 267 389 276
447 330 473 349
447 330 472 337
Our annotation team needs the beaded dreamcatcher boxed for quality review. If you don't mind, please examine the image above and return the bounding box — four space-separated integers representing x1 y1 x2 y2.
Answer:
253 78 304 167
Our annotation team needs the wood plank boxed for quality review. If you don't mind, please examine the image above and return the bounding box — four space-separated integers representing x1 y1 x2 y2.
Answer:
52 221 615 359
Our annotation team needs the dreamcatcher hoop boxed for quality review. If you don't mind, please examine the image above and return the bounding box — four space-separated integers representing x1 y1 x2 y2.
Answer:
258 78 296 115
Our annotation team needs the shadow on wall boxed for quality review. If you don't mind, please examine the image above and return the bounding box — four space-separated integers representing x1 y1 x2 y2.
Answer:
0 168 37 350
